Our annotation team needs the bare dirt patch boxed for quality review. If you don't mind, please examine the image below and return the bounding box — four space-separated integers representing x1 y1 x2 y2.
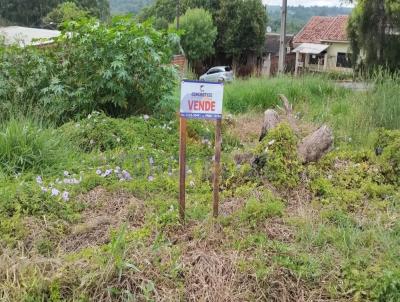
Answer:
62 187 145 252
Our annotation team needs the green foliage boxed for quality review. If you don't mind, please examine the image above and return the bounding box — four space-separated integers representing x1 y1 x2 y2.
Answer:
171 8 217 64
51 17 177 120
110 0 153 15
0 181 78 219
349 0 400 72
43 2 89 29
59 112 129 152
255 124 302 188
223 75 340 113
375 270 400 302
0 17 178 123
0 0 109 27
0 214 27 248
0 118 72 175
216 0 267 60
138 0 180 24
308 146 399 211
377 130 400 185
239 194 284 225
140 0 267 63
0 45 56 121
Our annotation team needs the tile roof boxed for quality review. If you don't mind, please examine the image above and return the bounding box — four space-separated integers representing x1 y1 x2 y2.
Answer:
293 15 349 44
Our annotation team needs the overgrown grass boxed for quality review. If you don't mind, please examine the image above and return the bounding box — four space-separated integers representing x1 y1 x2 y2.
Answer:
224 73 400 147
0 118 73 176
0 74 399 301
223 75 344 113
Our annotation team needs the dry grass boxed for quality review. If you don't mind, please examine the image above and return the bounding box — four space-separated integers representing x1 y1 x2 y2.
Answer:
228 112 264 145
62 188 145 252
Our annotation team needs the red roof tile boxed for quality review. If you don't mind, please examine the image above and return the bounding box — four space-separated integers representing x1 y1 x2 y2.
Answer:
293 15 349 44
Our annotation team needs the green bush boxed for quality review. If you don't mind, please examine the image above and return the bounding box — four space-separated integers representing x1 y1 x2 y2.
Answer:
0 44 55 121
239 193 284 225
255 123 302 188
0 17 178 124
375 271 400 302
372 129 400 185
0 118 72 175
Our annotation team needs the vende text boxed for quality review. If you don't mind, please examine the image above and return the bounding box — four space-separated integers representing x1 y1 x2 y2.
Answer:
188 100 216 112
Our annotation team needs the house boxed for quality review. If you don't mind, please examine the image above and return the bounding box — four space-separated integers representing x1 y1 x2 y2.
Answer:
262 33 295 76
0 26 60 47
292 16 352 74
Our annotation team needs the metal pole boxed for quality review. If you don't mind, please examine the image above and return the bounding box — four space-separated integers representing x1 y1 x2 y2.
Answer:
278 0 287 74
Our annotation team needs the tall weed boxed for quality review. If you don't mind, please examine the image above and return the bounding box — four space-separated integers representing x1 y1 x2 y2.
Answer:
0 118 72 175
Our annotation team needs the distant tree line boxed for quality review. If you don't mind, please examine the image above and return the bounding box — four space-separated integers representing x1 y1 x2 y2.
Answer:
109 0 153 15
0 0 110 27
138 0 267 73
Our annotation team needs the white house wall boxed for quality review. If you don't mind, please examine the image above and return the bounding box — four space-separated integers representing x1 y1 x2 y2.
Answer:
325 42 352 72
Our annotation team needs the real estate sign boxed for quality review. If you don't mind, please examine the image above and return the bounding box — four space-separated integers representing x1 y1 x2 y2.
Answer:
180 80 224 120
178 80 224 222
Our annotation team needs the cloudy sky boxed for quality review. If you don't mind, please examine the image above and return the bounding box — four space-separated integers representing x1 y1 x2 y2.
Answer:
263 0 354 7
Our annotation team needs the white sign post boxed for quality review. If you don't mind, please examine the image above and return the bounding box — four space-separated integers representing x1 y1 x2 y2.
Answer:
179 80 224 222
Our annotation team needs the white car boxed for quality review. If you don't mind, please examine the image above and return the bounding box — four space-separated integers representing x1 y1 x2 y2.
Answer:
199 66 234 83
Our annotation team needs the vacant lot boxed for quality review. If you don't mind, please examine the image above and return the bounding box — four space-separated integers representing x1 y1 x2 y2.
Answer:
1 73 399 301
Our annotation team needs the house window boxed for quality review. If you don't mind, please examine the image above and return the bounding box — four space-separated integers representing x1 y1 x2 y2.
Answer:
309 54 325 65
336 52 352 68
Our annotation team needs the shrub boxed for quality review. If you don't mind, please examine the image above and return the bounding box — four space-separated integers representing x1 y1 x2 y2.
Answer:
0 118 72 175
239 193 284 225
171 8 217 64
0 45 55 121
255 123 302 188
59 111 130 152
372 129 400 185
0 17 178 124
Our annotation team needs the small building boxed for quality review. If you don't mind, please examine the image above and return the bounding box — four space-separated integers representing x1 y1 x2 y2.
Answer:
292 16 352 74
0 26 60 47
262 33 295 76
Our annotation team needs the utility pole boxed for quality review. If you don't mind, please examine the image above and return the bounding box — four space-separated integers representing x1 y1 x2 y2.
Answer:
176 0 180 30
278 0 287 74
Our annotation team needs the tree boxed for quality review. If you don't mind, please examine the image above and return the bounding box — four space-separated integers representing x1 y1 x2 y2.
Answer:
0 0 61 27
138 0 218 29
43 2 89 29
171 8 217 64
348 0 400 72
0 0 109 27
217 0 267 63
77 0 110 20
138 0 267 67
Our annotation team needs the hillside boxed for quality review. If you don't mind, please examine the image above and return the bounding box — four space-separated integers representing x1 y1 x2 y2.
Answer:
109 0 353 28
110 0 153 14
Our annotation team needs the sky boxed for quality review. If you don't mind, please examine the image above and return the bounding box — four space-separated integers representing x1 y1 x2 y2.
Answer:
263 0 354 7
